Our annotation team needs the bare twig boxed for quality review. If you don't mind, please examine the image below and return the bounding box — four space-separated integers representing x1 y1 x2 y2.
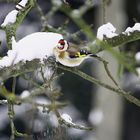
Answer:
8 102 15 140
58 64 140 107
93 55 119 87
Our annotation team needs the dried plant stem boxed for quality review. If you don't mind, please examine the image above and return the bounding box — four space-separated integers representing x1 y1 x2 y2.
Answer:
8 103 15 140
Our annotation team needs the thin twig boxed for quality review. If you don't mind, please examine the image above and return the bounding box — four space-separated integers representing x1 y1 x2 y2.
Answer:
55 110 94 131
12 77 16 93
58 64 140 107
8 102 15 140
93 55 119 87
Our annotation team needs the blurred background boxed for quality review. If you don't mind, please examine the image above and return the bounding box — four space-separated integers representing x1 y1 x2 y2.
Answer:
0 0 140 140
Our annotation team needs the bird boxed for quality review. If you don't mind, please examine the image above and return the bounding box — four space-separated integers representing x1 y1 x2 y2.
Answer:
0 32 97 68
53 39 98 67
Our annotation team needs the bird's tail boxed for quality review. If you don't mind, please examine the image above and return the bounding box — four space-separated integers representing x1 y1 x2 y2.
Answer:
89 54 98 58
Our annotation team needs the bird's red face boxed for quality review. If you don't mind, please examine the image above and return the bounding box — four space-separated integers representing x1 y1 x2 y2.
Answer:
57 39 69 51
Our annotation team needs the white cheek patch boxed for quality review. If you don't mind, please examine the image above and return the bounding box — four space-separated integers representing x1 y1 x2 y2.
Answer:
58 44 64 50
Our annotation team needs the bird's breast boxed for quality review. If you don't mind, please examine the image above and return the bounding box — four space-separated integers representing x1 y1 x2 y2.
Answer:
58 51 65 59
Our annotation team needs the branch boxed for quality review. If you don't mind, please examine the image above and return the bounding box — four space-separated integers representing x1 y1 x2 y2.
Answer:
0 59 41 82
60 5 95 40
0 58 139 107
0 0 34 49
55 111 93 131
58 64 140 107
94 31 140 53
105 31 140 47
60 3 140 54
93 55 119 87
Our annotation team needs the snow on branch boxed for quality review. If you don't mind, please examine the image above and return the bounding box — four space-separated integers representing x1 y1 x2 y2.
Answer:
1 10 19 27
59 4 140 53
97 22 118 40
1 0 34 49
56 112 93 131
93 22 140 53
1 0 32 27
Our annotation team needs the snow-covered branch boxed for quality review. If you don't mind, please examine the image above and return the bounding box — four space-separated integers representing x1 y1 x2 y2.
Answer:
1 0 34 49
1 1 140 138
55 111 94 131
92 22 140 53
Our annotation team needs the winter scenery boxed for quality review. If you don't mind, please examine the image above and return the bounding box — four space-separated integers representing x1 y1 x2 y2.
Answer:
0 0 140 140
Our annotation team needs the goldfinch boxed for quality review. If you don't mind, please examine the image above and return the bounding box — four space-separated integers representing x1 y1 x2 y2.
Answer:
53 39 97 67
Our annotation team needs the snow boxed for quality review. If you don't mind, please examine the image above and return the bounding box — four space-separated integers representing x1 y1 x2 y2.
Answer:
89 109 103 125
124 23 140 35
0 32 63 68
97 22 118 40
18 0 28 7
135 52 140 61
20 90 30 98
61 113 73 124
1 0 29 27
1 10 18 27
16 0 29 10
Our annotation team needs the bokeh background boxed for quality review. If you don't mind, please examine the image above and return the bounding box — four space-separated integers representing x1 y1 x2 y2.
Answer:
0 0 140 140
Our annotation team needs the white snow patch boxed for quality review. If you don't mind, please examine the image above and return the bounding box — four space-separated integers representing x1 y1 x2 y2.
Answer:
0 32 63 68
135 52 140 62
18 0 28 7
1 10 18 27
89 109 103 125
16 0 28 9
97 22 118 40
61 113 73 123
124 23 140 35
20 90 30 98
1 0 29 27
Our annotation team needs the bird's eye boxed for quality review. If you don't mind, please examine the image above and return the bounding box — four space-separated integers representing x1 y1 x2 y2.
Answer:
57 39 69 51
